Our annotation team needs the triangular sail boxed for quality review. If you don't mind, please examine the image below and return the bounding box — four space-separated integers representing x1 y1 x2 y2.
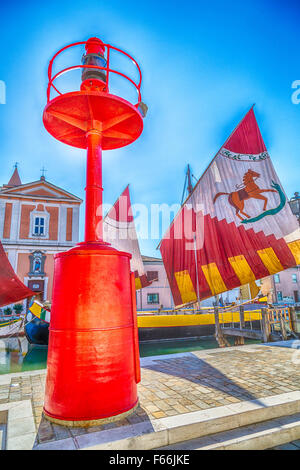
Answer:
103 186 151 290
159 107 300 306
0 241 34 307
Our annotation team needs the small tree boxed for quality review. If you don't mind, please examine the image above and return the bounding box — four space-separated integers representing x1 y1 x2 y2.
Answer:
13 304 23 316
3 307 12 316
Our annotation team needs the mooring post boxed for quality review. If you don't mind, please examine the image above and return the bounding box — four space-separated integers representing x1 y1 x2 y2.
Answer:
235 305 245 346
239 305 245 329
289 306 298 335
279 310 288 341
261 308 271 343
214 306 229 348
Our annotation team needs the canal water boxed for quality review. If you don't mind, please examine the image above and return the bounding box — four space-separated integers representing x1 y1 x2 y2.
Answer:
139 337 260 357
0 337 47 375
0 336 261 375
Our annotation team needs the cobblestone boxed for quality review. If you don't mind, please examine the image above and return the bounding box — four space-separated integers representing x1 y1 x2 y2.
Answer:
2 344 300 446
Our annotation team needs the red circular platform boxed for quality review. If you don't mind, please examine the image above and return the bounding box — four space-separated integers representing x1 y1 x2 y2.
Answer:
43 91 144 150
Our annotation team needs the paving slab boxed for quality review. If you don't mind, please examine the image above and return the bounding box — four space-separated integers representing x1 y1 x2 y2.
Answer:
0 426 5 450
158 413 300 450
273 443 300 450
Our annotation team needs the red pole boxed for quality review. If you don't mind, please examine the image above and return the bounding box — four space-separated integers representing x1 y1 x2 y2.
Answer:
84 130 103 242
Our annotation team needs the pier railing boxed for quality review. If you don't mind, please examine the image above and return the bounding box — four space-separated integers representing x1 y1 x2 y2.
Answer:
215 305 299 347
136 306 300 348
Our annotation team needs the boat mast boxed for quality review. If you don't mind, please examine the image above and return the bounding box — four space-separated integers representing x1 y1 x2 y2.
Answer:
193 233 201 310
181 164 195 205
187 164 193 197
181 165 201 309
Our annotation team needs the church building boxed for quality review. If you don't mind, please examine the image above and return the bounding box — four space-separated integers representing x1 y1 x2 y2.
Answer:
0 167 82 304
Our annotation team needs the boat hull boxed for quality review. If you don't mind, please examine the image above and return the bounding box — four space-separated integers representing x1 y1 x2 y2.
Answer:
0 318 23 338
137 310 263 341
23 310 264 344
138 322 262 341
24 315 49 345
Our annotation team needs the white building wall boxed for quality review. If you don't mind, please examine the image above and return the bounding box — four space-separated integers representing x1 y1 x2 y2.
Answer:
0 200 5 238
59 205 67 243
72 206 80 243
272 266 300 303
11 200 21 242
137 259 174 311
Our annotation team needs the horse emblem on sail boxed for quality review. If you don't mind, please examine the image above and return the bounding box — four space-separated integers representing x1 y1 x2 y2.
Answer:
213 169 286 223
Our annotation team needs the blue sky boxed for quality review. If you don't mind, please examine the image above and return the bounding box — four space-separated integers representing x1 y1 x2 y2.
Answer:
0 0 299 257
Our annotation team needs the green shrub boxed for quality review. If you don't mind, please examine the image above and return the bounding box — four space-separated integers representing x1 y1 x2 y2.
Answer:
13 304 23 315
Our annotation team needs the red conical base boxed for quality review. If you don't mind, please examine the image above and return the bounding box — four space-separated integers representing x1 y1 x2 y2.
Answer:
43 242 141 426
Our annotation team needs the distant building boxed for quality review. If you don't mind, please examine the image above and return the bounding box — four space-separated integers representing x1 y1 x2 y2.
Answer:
264 191 300 304
137 255 174 310
138 253 300 310
289 192 300 225
260 268 300 305
137 255 239 310
0 167 82 305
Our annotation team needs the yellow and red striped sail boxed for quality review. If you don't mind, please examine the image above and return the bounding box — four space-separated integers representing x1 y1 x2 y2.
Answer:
103 186 151 290
160 107 300 306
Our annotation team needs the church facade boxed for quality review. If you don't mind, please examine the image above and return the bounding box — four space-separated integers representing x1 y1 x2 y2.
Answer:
0 167 82 305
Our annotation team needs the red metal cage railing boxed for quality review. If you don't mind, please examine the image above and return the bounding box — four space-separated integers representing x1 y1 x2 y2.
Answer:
46 40 143 105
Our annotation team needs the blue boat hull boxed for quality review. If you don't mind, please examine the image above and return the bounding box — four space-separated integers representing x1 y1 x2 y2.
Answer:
25 315 49 346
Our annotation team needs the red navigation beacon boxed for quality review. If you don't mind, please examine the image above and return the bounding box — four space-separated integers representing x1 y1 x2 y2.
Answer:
42 37 146 426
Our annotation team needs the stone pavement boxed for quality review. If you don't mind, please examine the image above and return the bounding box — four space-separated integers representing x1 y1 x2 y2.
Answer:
273 440 300 450
1 343 300 448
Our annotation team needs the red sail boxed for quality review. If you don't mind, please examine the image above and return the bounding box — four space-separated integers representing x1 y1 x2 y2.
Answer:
0 241 34 307
103 186 151 289
160 108 300 306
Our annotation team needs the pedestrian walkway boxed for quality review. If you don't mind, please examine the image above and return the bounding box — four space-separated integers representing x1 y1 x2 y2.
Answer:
1 343 300 449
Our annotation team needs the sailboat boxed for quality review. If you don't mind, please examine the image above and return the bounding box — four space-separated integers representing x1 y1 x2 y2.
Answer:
158 106 300 312
103 185 152 289
136 107 300 342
